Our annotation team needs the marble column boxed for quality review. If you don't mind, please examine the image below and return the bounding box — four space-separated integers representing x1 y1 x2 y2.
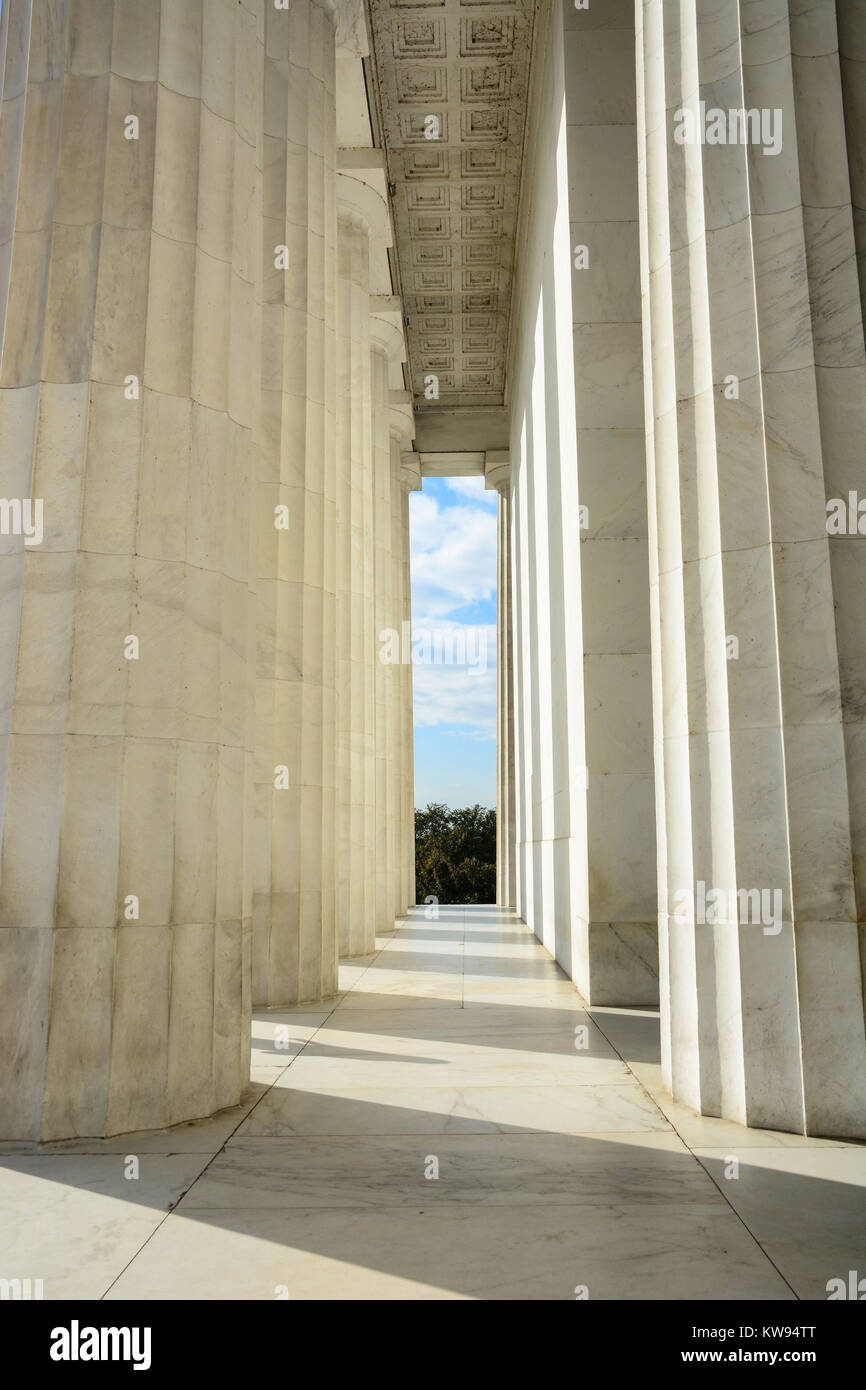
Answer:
369 336 391 935
486 452 516 909
386 424 404 924
0 0 260 1139
565 0 657 1005
837 0 866 329
253 0 339 1007
389 393 415 918
369 300 406 934
506 0 586 978
400 450 422 911
335 207 354 960
334 173 391 957
335 190 375 958
636 0 866 1136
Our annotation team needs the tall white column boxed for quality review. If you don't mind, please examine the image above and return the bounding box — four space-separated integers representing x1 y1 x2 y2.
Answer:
509 1 647 992
369 338 390 934
335 186 377 958
486 452 516 909
564 0 657 1004
335 208 355 959
400 450 422 910
387 425 403 922
637 0 866 1136
334 172 393 956
388 393 415 918
369 301 406 935
0 0 261 1138
253 0 339 1007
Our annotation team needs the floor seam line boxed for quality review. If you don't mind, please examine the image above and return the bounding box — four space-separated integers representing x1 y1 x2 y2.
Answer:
587 1008 802 1301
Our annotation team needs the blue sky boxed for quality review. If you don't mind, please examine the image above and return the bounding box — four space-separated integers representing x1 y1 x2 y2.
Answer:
409 475 497 810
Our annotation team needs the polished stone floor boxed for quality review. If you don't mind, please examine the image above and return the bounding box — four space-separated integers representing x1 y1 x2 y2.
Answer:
1 907 863 1300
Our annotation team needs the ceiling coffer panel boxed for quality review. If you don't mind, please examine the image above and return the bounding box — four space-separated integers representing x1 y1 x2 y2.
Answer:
369 0 535 408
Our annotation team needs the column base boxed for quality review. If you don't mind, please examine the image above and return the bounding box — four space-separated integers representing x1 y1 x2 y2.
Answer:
582 921 659 1007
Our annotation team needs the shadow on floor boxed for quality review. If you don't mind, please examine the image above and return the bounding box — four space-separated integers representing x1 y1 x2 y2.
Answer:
0 907 863 1300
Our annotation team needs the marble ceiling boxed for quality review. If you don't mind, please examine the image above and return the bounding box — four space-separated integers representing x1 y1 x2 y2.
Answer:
367 0 536 411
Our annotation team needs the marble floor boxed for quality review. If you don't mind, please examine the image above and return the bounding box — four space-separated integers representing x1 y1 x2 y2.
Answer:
1 906 863 1300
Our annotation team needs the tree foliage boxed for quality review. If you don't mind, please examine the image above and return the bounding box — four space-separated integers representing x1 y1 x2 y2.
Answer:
414 803 496 905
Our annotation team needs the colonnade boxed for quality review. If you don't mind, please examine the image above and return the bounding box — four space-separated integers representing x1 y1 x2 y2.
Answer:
635 0 866 1136
0 0 415 1142
503 0 866 1138
2 0 864 1146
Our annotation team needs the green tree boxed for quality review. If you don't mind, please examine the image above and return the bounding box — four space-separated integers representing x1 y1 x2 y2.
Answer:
414 803 496 905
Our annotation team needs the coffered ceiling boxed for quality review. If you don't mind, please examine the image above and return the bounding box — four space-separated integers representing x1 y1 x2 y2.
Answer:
367 0 536 415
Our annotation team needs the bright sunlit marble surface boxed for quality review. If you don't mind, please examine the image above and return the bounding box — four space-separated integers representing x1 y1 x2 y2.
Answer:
1 906 862 1301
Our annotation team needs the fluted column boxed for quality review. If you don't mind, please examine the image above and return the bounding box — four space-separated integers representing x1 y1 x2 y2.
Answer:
486 452 516 909
389 393 415 917
0 0 261 1139
335 171 391 957
386 423 404 923
400 451 422 910
252 0 339 1007
335 210 354 959
565 0 657 1004
369 302 406 934
369 328 392 934
335 193 375 957
637 0 866 1135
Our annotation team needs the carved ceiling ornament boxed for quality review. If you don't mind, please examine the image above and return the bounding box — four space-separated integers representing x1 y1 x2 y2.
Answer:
368 0 535 409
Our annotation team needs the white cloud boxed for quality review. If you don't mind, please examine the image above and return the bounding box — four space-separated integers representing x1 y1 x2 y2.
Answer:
407 491 440 548
408 486 497 737
409 492 497 619
445 475 497 507
411 622 496 735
